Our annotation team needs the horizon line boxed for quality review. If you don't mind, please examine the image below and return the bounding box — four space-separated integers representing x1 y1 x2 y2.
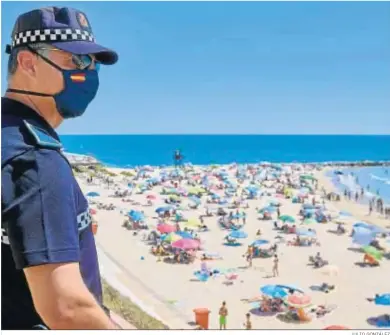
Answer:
59 133 390 136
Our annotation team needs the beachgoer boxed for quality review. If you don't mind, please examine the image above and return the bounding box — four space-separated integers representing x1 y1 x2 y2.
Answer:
246 245 253 267
219 301 228 330
272 255 279 277
157 244 164 262
1 6 126 330
244 313 252 330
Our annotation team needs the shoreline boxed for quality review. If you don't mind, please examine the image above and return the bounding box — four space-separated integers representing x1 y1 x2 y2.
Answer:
315 168 389 229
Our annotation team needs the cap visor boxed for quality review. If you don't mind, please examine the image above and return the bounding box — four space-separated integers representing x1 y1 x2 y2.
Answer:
52 41 118 65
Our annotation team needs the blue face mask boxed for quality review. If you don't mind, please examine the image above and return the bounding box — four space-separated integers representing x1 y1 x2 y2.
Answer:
7 47 99 119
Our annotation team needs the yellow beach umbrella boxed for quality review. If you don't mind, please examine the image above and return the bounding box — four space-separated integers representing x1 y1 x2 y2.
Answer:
185 218 201 228
162 233 182 243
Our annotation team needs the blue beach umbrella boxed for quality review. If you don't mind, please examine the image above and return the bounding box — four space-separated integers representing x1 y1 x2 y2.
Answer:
259 206 276 213
296 228 316 237
155 206 172 213
251 239 269 247
128 210 144 222
260 285 288 299
339 210 352 217
86 191 100 197
228 230 248 239
375 294 390 306
376 293 390 306
276 284 304 293
176 231 193 239
354 222 386 234
352 227 375 246
189 196 201 205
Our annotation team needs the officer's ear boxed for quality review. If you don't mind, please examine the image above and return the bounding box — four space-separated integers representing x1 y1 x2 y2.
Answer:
17 50 38 77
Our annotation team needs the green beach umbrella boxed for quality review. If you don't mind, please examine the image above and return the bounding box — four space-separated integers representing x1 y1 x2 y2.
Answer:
303 218 317 225
279 215 295 223
300 175 316 181
362 246 383 261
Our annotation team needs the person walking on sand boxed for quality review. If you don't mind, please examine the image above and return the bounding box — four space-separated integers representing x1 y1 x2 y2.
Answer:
243 313 252 330
272 255 279 277
245 245 253 268
219 301 228 330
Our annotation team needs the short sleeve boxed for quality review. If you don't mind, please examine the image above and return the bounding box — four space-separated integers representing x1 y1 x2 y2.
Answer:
4 149 80 269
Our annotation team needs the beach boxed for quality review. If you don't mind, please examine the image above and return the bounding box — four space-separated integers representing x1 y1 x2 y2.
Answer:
75 163 390 330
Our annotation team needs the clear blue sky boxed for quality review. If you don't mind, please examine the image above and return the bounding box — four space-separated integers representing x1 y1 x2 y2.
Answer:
2 1 390 134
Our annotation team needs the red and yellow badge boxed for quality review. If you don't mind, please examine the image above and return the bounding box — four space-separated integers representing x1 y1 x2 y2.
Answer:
70 73 86 83
77 12 89 28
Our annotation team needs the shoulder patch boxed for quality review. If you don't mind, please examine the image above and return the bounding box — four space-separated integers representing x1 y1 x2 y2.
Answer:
23 121 62 150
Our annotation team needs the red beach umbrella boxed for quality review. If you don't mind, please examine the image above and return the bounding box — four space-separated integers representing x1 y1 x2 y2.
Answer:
172 238 200 250
157 223 176 234
324 325 350 330
286 294 312 308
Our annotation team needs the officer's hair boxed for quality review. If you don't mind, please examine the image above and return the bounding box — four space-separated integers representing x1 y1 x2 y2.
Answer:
7 43 50 79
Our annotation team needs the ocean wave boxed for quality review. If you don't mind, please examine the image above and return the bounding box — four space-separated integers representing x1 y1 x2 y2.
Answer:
370 173 390 183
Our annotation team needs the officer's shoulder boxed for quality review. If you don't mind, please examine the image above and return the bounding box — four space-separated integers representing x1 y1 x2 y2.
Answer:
22 120 63 150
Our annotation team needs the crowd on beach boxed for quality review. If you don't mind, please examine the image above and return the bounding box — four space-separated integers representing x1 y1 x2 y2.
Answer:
74 161 390 329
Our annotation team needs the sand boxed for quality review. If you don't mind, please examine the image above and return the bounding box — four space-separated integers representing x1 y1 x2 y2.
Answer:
77 165 390 329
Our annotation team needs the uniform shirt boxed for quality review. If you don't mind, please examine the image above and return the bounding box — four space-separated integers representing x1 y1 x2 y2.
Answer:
1 97 102 329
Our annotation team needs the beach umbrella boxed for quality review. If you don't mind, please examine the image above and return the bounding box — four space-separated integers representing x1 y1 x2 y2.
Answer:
279 215 295 223
303 218 317 225
286 294 312 309
339 211 352 217
157 223 176 234
128 210 145 222
375 294 390 306
185 218 201 228
352 227 375 246
353 222 385 234
172 238 200 250
175 231 193 239
362 246 383 261
146 194 157 200
296 228 316 237
251 239 270 247
323 325 350 330
302 204 315 210
260 285 288 299
86 191 100 197
155 206 172 213
189 196 201 205
269 199 281 207
169 194 180 202
276 285 304 293
300 175 316 181
258 206 276 214
188 187 206 195
161 233 182 243
228 230 248 239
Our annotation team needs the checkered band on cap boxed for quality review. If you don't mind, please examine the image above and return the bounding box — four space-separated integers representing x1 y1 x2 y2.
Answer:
11 28 95 48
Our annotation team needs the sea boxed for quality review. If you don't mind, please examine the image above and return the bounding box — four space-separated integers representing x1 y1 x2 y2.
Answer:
61 135 390 203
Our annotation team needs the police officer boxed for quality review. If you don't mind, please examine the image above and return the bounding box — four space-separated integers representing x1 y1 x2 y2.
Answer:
2 7 128 329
